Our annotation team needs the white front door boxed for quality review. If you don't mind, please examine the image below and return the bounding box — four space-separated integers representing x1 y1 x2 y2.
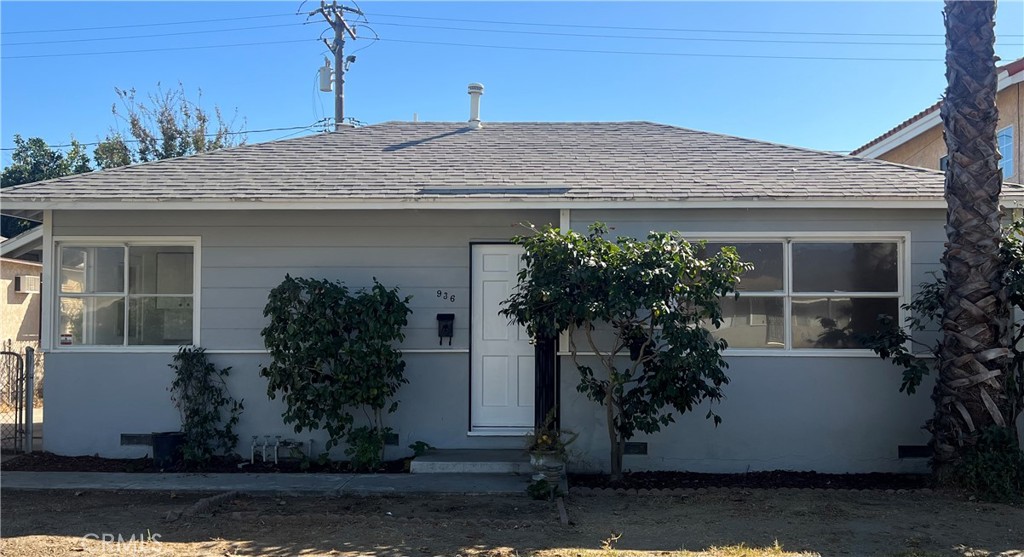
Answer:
471 244 534 433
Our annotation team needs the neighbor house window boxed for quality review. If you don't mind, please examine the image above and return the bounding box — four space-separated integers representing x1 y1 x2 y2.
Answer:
706 238 902 351
56 241 197 347
998 126 1014 179
939 155 948 171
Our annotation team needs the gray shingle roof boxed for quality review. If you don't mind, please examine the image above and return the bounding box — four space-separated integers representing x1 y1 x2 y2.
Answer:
3 121 1017 204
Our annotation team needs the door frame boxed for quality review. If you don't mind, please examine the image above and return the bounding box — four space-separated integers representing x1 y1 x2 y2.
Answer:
468 241 565 438
467 241 532 435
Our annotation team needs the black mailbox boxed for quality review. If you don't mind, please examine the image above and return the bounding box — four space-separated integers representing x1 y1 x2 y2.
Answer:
437 313 455 346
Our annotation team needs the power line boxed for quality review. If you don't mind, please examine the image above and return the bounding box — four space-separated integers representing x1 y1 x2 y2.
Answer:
4 8 1020 41
362 11 1024 39
0 12 296 35
0 38 318 60
368 20 952 47
8 18 1002 50
0 121 330 151
373 38 943 62
0 35 952 63
3 22 306 46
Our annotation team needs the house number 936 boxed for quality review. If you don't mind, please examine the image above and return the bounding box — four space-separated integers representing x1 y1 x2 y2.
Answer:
437 290 456 303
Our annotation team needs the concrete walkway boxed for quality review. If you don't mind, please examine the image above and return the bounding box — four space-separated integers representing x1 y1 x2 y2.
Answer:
0 471 530 496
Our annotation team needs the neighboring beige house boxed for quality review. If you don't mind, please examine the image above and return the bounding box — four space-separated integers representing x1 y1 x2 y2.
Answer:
852 57 1023 184
1 230 44 398
1 257 42 344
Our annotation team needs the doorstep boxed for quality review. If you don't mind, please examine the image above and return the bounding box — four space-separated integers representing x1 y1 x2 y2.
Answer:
410 449 531 474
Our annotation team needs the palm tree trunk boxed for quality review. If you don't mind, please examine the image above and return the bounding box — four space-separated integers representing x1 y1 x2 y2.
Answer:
935 0 1011 476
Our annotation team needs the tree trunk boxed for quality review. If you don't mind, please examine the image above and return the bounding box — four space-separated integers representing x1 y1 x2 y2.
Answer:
935 0 1011 476
606 390 623 480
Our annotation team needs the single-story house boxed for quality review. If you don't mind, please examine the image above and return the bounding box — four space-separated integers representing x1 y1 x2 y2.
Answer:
4 90 1023 473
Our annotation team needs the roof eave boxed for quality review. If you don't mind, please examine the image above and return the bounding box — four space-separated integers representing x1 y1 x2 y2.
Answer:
0 196 963 211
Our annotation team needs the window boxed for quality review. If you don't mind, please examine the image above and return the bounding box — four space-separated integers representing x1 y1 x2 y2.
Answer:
998 126 1014 179
939 155 948 172
55 240 197 347
706 238 902 351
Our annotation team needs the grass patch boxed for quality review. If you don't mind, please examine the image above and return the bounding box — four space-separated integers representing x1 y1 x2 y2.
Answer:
538 541 817 557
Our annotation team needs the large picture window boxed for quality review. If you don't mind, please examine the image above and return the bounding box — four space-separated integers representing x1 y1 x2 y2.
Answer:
706 238 903 351
55 240 197 348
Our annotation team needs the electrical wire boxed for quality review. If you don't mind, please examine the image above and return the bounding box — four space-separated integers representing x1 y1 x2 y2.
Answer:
3 22 306 46
350 24 380 56
371 37 942 62
0 12 297 35
5 16 1017 50
0 121 330 151
1 35 954 63
1 38 318 60
361 11 1024 39
6 8 1020 39
366 21 951 47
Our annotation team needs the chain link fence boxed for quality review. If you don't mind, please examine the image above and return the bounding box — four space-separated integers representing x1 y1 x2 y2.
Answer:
1 346 36 453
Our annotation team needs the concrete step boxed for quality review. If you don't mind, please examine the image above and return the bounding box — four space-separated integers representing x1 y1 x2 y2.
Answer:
410 449 531 474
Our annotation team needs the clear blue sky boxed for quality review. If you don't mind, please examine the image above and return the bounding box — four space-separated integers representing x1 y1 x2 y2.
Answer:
2 1 1023 165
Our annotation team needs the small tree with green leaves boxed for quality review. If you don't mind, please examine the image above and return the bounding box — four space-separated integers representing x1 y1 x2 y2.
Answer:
501 223 749 479
260 275 411 470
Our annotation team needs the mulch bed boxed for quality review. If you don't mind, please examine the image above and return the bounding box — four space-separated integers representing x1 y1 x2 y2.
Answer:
569 470 933 490
5 453 931 490
0 452 409 474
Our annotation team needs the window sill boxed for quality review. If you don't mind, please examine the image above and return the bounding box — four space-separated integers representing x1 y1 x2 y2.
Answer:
45 346 188 354
557 349 888 358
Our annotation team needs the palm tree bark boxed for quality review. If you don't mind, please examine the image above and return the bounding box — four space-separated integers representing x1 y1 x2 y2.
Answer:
935 0 1011 475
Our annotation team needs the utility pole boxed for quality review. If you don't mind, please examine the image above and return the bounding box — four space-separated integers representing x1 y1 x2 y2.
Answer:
311 1 362 131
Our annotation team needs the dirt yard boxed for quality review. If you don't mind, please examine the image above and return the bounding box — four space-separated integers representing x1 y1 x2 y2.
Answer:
0 489 1021 557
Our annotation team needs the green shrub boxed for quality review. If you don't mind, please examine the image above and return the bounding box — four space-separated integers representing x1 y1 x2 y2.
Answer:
260 275 411 470
168 346 243 468
952 426 1024 503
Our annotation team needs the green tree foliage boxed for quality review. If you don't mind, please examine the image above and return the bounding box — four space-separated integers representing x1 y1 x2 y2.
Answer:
501 223 750 478
260 275 411 469
0 135 92 237
2 83 244 236
93 84 245 169
168 346 243 469
1 134 91 186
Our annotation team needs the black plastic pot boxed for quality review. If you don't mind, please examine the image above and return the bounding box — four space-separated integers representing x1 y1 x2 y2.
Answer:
151 431 184 468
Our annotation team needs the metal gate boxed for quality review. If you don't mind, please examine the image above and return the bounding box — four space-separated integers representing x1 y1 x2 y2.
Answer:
1 347 35 453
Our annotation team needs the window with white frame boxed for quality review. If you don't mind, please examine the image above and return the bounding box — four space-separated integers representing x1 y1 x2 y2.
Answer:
998 126 1014 179
705 238 902 350
55 241 197 347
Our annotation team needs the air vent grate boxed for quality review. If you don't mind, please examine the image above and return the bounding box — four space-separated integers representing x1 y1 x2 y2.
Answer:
624 442 648 455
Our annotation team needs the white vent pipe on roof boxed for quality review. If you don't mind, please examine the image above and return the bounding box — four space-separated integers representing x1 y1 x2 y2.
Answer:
468 83 484 129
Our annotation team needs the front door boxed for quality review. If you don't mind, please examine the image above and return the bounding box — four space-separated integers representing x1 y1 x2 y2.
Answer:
471 244 534 434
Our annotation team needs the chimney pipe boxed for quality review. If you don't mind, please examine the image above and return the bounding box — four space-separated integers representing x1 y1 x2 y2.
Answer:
467 83 484 129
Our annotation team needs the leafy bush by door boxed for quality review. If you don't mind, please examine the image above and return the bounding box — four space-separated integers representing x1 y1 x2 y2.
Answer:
502 223 749 478
260 275 411 469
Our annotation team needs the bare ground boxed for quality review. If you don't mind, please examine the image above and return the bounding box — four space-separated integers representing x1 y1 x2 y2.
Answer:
0 488 1022 557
